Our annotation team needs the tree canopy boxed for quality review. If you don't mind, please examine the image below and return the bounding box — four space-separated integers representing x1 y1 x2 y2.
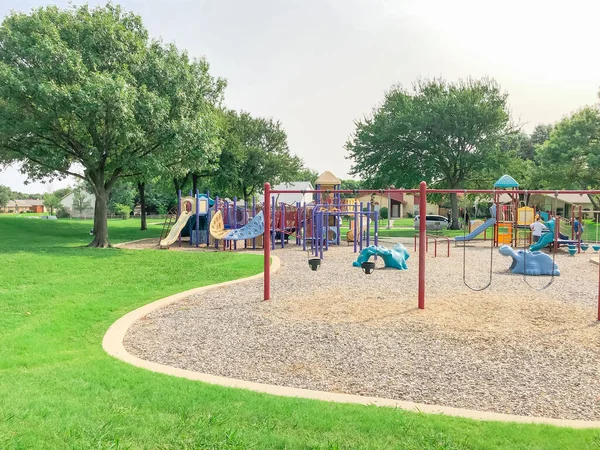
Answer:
0 185 10 209
42 193 61 215
346 77 511 228
535 106 600 210
0 3 224 246
213 110 302 201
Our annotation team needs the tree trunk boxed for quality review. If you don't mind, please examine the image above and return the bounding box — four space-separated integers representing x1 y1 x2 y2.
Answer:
192 173 199 194
138 181 147 231
89 188 111 248
588 194 600 222
450 193 460 229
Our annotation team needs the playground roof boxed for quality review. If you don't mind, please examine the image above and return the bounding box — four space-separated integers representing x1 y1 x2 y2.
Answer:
315 171 341 186
494 174 519 188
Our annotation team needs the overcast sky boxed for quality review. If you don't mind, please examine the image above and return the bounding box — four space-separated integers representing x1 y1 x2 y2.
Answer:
2 0 600 193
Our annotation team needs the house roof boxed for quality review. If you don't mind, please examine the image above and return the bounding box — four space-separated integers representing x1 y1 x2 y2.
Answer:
259 181 314 205
7 199 44 207
540 193 593 205
315 171 341 186
272 181 314 191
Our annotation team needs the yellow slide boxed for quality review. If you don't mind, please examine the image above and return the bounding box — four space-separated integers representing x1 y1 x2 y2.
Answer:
159 210 193 247
209 210 231 240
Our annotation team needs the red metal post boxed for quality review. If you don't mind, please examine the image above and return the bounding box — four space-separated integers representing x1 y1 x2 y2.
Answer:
434 238 437 257
418 181 427 309
264 182 271 301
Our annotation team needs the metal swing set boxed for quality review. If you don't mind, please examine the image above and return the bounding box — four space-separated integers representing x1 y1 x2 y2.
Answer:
262 182 600 321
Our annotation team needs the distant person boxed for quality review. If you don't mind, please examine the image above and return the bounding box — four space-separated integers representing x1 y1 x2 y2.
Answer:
530 216 547 243
574 219 584 241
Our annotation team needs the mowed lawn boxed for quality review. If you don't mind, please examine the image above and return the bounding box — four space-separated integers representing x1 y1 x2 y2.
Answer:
0 215 599 449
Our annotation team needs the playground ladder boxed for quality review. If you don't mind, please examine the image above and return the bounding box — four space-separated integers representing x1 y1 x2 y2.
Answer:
158 207 179 244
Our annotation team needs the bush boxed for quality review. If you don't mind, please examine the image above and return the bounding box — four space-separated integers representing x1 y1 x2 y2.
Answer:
407 212 414 218
56 206 70 218
114 203 132 219
379 207 388 220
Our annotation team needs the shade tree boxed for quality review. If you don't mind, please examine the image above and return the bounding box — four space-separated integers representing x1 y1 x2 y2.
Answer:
0 4 224 246
346 77 511 228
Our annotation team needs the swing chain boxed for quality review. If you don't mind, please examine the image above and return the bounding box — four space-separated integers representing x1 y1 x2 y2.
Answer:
522 191 557 291
462 194 493 292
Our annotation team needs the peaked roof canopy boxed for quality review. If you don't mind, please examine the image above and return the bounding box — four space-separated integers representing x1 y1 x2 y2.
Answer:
315 171 341 185
494 174 519 188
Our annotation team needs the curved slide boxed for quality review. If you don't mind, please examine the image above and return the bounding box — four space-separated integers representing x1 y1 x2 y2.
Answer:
529 231 555 252
530 218 579 252
159 211 193 247
210 210 265 241
454 218 496 242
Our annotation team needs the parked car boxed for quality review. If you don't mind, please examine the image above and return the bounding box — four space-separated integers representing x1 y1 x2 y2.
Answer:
413 214 449 231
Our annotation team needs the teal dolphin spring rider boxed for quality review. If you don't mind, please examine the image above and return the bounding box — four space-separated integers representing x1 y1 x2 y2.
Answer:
352 243 410 271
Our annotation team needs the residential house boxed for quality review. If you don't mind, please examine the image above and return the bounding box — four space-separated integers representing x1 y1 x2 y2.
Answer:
529 193 595 218
1 199 45 213
354 192 439 217
61 191 96 217
259 182 314 205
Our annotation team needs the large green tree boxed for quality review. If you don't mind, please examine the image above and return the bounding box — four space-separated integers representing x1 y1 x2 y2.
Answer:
214 110 302 201
530 123 553 146
535 107 600 212
72 184 92 216
0 185 10 209
346 78 511 228
42 193 61 215
0 4 224 246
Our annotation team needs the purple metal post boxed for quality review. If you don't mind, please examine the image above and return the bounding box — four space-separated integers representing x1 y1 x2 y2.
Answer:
325 210 329 251
353 202 358 253
280 202 285 249
296 202 301 246
319 211 324 260
271 196 276 250
252 197 256 250
374 210 379 260
214 196 219 249
336 187 341 245
195 189 200 247
366 203 371 248
206 190 211 247
303 203 307 251
233 196 237 251
177 190 182 247
359 202 364 251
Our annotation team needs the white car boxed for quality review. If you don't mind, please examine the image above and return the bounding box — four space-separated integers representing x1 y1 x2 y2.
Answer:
413 215 449 231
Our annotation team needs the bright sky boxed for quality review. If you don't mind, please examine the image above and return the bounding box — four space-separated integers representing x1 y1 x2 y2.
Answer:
2 0 600 193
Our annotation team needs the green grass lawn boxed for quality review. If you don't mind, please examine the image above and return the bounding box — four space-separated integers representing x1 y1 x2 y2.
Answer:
1 215 598 449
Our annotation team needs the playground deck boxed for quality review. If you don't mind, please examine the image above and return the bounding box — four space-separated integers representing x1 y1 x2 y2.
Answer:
124 243 600 421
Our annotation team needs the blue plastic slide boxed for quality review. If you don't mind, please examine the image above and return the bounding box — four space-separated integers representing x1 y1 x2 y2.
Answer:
223 211 264 241
530 218 556 251
529 230 555 252
455 218 496 242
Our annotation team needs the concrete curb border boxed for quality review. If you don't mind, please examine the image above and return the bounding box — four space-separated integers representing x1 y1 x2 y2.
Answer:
103 254 600 429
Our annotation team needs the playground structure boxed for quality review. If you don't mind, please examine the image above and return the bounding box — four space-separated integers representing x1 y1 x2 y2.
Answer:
261 181 600 321
158 172 381 256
